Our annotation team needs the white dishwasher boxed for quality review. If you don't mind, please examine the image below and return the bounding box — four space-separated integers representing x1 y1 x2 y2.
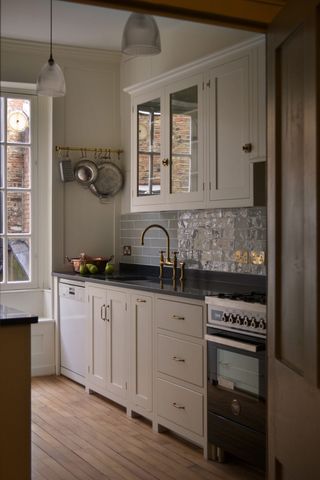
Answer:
59 279 86 385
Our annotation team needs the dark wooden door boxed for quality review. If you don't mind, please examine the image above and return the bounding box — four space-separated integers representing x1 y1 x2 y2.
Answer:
267 0 320 478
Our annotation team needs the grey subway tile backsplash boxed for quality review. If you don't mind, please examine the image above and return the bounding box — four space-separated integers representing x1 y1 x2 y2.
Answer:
120 208 266 275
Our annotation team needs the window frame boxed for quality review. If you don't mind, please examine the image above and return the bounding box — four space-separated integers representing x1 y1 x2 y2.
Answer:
0 85 39 290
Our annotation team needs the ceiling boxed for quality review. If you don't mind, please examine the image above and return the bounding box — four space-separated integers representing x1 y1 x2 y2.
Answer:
65 0 288 32
1 0 253 51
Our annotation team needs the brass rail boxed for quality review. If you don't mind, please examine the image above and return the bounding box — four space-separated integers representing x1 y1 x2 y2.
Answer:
55 145 123 155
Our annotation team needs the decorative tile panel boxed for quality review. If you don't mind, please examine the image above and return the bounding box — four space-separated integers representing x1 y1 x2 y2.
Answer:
120 208 266 275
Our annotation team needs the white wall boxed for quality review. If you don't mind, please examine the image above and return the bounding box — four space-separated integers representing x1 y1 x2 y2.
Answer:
119 22 260 217
1 39 122 278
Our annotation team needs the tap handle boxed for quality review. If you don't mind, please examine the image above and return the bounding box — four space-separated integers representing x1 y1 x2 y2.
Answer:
159 250 165 261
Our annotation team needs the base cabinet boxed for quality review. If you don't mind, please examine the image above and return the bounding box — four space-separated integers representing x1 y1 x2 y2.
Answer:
84 283 206 449
86 284 128 406
129 293 153 419
154 295 205 447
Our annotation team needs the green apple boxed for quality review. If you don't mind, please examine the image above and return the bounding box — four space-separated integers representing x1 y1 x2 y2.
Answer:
79 264 88 275
88 264 98 274
105 262 114 274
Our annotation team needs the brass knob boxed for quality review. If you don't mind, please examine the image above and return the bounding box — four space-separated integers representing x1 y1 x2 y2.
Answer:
242 143 252 153
162 158 169 166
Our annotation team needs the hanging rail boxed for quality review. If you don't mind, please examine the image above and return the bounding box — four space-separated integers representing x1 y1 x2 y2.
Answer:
55 145 123 155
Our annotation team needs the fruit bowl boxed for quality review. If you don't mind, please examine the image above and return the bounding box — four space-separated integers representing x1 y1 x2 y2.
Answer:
66 253 113 274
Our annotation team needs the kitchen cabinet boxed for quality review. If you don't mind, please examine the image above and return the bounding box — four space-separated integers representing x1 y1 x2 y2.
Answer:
129 293 153 419
207 43 266 207
125 37 265 212
131 74 204 210
154 295 206 447
86 284 128 406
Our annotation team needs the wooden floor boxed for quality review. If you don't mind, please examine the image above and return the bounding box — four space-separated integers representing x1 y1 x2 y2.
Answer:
32 376 265 480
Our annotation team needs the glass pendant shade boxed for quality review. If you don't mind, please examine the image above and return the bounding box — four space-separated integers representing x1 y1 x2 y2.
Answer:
37 56 66 97
36 0 66 97
122 13 161 55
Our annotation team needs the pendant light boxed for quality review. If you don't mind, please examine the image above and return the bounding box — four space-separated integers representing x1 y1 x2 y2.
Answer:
37 0 66 97
121 13 161 56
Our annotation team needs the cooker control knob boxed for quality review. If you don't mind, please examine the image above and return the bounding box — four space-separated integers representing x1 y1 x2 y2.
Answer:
231 314 238 324
222 313 229 323
235 315 243 326
228 314 234 324
250 318 258 329
243 316 249 327
259 319 266 330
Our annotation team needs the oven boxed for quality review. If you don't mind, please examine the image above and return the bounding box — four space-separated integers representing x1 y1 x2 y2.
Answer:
205 295 267 469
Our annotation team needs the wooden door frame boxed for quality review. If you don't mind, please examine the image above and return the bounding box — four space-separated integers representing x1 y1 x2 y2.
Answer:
60 0 286 32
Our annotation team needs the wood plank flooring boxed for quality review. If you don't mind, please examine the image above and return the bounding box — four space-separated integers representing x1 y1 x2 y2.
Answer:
32 376 265 480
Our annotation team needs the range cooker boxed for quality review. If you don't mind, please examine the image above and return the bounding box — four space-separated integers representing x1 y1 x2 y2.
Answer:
205 292 266 469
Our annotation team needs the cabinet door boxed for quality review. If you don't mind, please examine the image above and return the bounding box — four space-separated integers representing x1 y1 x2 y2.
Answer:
130 294 153 412
208 55 252 204
166 74 205 205
106 289 128 398
132 90 166 208
87 285 108 389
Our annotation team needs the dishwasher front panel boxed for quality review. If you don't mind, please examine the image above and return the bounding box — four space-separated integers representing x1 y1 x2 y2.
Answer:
59 281 86 385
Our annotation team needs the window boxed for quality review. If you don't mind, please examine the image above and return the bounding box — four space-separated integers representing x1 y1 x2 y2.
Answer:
0 91 38 288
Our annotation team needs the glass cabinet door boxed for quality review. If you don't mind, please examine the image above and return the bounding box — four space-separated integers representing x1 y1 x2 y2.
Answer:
169 84 200 196
136 97 161 197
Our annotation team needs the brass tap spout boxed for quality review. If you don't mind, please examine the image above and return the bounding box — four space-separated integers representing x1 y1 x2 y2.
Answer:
141 224 171 263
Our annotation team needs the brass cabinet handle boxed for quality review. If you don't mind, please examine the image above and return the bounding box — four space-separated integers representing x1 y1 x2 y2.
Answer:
172 356 185 362
242 143 252 153
106 304 110 322
171 314 185 320
162 158 169 166
172 402 185 410
136 298 146 303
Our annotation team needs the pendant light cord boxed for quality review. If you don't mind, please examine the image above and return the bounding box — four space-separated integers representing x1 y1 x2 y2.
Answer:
49 0 54 64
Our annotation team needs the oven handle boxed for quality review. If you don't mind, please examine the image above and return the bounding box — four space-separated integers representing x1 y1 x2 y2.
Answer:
205 334 264 353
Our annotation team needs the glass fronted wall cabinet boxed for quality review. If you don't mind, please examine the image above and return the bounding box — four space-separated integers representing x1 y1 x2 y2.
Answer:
132 74 204 209
126 37 266 212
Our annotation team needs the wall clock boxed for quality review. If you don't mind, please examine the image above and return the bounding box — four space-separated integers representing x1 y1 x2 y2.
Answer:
8 111 28 132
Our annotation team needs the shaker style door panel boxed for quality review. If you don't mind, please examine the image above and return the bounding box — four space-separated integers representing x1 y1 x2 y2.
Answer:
106 289 128 398
165 74 205 205
87 286 108 389
208 56 252 203
130 294 153 412
132 89 166 208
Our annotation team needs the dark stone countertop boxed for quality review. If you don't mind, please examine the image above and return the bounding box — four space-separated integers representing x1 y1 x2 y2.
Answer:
53 264 266 301
0 304 38 327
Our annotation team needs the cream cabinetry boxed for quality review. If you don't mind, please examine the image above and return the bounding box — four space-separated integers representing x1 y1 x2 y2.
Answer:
154 295 206 446
129 292 153 419
86 284 129 406
125 37 265 213
207 42 266 207
131 74 204 210
85 282 206 448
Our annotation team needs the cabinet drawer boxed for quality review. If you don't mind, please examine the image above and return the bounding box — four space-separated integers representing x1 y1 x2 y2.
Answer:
157 379 203 436
155 298 203 338
157 334 203 387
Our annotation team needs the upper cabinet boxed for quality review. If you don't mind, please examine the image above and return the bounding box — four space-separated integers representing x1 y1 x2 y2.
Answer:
132 74 204 209
125 38 266 213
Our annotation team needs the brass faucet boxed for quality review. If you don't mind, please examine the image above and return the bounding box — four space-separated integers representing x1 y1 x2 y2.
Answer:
140 224 184 281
